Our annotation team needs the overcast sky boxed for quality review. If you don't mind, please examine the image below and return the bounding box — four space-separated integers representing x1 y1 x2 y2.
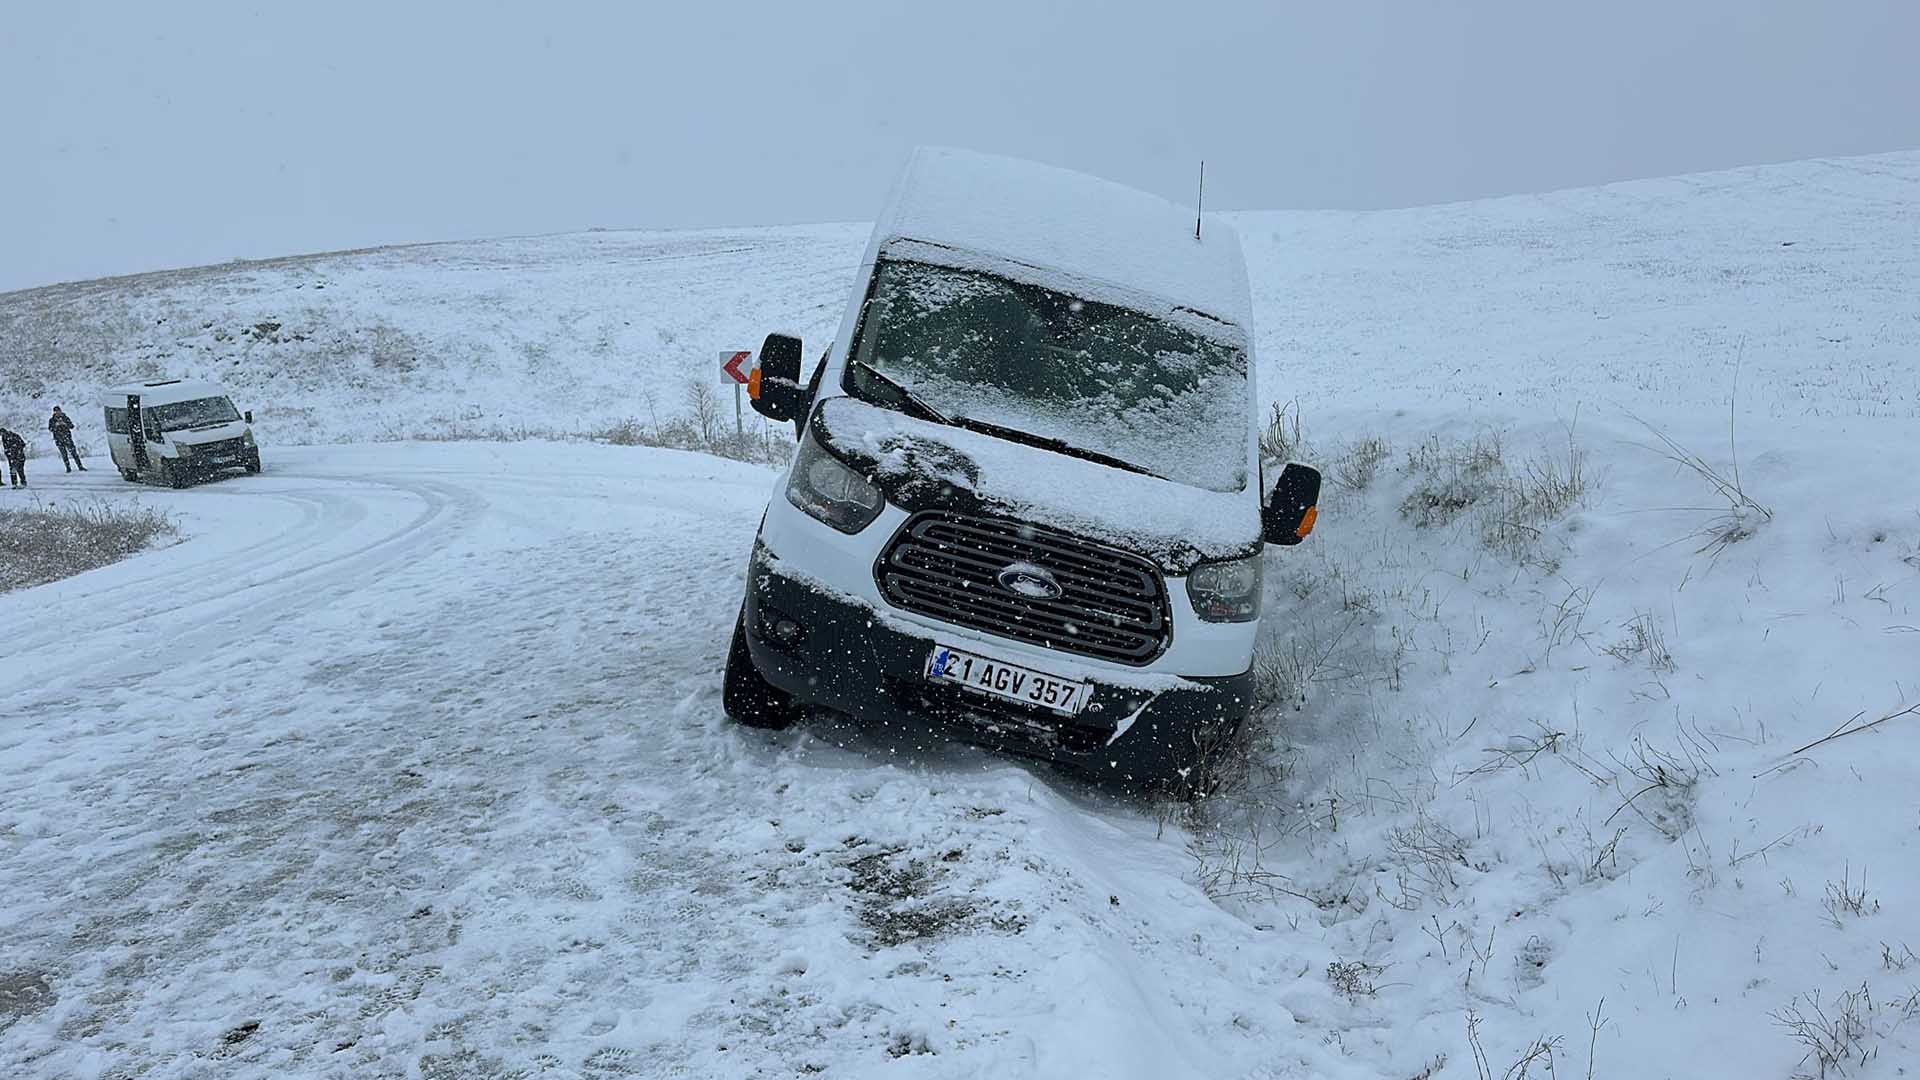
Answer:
4 0 1917 292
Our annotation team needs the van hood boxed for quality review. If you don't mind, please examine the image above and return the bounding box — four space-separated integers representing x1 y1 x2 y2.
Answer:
170 421 251 446
811 396 1260 573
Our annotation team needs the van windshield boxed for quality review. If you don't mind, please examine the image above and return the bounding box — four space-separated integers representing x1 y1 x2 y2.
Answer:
150 396 240 431
847 259 1249 493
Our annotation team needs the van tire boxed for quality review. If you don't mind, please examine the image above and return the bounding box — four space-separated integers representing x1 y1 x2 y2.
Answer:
161 460 187 489
723 605 801 730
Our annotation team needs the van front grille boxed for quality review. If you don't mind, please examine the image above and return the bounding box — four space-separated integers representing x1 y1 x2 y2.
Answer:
875 511 1170 665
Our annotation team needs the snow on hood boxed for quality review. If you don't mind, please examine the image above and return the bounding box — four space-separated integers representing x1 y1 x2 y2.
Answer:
873 147 1252 332
813 396 1260 572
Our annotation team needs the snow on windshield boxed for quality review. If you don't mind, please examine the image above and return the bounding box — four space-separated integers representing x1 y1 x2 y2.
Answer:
849 260 1250 493
151 396 239 431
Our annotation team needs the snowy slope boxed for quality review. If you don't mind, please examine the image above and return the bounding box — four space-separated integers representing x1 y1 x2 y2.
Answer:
1245 151 1920 421
2 152 1918 1079
0 225 869 446
6 153 1915 445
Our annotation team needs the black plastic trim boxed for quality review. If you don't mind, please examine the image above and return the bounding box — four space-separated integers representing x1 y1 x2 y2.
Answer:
742 548 1245 786
871 510 1172 665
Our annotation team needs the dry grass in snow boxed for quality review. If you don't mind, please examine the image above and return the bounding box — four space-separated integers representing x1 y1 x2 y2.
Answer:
1182 401 1920 1078
0 503 175 593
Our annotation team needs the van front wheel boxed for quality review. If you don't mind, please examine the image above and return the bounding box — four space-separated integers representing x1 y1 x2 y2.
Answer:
723 604 801 730
160 460 187 489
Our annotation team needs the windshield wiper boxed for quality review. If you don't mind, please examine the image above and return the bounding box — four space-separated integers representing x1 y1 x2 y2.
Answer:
950 415 1167 481
849 360 951 424
849 361 1166 480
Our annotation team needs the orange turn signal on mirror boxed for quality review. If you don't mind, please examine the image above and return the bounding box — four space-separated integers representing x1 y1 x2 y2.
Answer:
748 368 763 400
1296 505 1318 539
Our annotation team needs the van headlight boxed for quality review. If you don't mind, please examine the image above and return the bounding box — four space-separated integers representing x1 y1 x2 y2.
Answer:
785 436 884 534
174 442 194 457
1186 555 1263 622
242 430 255 445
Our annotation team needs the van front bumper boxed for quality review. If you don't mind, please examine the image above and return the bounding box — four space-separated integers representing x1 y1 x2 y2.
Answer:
743 546 1254 785
175 443 257 475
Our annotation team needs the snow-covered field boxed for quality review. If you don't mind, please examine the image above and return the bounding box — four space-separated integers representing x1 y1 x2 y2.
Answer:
5 153 1916 444
0 225 869 447
2 152 1918 1079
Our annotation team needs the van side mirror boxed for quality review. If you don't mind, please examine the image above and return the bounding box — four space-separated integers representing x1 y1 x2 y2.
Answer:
751 333 805 423
244 410 253 425
1261 463 1321 546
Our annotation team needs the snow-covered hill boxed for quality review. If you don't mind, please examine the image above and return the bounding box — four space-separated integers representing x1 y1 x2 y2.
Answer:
4 153 1916 444
0 225 870 445
1253 151 1920 422
2 153 1917 1079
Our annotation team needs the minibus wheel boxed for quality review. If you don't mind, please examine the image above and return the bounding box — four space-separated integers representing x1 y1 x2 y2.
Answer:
723 605 801 730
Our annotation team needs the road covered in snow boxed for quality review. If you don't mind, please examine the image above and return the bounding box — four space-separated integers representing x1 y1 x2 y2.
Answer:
2 444 1322 1078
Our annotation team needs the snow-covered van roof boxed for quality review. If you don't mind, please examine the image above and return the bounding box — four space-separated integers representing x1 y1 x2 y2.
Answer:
869 147 1252 330
99 379 234 408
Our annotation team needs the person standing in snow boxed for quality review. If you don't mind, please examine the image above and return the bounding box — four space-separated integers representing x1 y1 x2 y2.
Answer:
1 427 27 488
48 406 86 472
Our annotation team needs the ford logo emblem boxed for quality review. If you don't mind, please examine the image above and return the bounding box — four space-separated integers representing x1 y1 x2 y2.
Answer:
996 561 1063 600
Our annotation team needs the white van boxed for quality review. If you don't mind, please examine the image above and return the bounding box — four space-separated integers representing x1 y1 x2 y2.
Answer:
725 148 1320 792
100 379 262 487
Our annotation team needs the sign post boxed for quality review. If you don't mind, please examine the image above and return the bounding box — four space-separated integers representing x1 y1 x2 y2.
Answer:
719 349 752 438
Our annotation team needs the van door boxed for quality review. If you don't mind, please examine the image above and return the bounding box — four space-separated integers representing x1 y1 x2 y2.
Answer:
104 403 127 472
127 395 149 470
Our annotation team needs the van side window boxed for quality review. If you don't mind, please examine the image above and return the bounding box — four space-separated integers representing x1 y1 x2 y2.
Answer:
105 407 129 434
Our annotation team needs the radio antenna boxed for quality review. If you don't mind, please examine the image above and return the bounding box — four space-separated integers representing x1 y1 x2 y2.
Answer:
1194 160 1205 240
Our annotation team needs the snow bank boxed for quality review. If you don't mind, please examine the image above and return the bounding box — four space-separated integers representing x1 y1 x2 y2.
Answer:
1207 406 1920 1078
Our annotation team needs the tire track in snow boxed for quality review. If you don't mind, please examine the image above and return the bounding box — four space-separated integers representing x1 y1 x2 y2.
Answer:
1 444 1281 1079
1 485 343 651
1 452 771 1077
0 470 483 704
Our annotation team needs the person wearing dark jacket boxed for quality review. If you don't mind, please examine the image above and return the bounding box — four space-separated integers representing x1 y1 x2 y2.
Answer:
1 427 26 488
48 406 86 472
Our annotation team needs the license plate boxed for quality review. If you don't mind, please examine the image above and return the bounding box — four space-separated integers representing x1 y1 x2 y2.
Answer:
925 645 1090 716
